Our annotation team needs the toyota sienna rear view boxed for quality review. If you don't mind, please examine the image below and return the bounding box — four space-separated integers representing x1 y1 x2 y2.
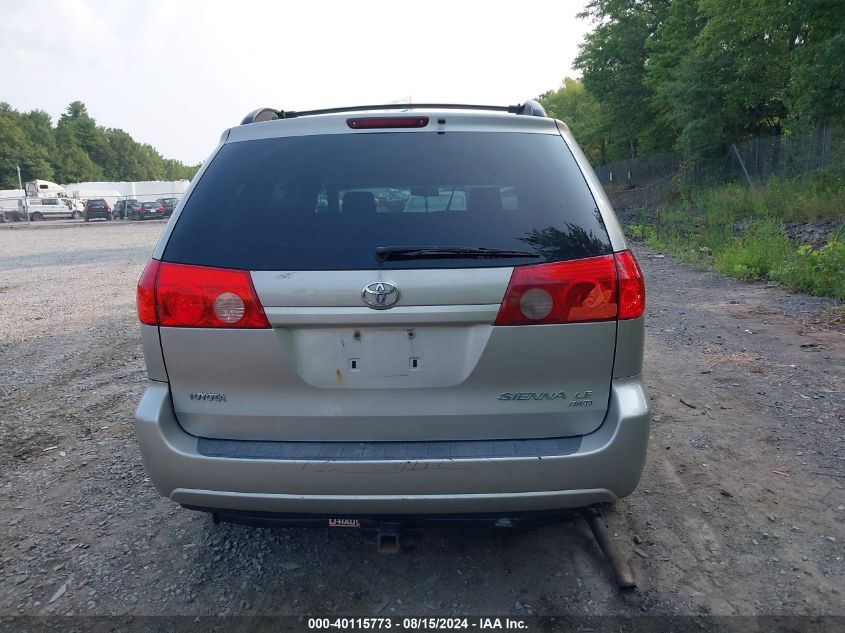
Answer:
134 101 649 526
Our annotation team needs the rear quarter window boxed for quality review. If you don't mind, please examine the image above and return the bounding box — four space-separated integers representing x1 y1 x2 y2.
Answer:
163 131 612 270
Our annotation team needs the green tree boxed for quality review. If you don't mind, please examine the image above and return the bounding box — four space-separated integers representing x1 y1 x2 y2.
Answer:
0 107 28 188
538 77 606 163
105 129 145 181
0 104 56 187
533 0 845 177
664 52 728 167
162 158 199 180
697 0 797 135
57 101 115 177
138 144 166 180
644 0 705 142
574 0 672 160
0 101 199 186
787 0 845 129
652 0 800 165
53 123 103 183
19 110 57 182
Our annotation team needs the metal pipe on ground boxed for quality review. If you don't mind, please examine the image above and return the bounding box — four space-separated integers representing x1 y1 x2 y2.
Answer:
582 507 636 590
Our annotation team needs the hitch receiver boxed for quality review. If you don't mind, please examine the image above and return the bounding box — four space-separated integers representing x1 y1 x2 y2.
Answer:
376 523 401 554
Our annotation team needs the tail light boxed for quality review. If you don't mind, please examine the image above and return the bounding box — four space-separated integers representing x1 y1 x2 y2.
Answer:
137 260 269 328
614 250 645 319
347 117 429 129
494 250 645 326
137 260 160 325
84 204 90 212
106 204 111 211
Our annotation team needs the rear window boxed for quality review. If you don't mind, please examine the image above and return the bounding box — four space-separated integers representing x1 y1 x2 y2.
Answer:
163 131 611 270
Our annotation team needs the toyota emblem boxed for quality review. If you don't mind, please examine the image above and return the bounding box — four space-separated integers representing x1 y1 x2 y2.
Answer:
362 281 400 309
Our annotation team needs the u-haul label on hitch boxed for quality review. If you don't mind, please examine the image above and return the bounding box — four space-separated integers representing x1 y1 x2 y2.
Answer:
328 519 361 528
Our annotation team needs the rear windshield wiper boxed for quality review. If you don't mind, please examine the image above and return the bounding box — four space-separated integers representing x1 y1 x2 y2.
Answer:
375 246 540 262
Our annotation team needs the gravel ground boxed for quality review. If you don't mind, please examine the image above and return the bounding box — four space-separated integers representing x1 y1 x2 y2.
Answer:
0 222 843 621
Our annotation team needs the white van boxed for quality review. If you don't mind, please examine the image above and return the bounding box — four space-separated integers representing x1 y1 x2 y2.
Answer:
19 197 78 221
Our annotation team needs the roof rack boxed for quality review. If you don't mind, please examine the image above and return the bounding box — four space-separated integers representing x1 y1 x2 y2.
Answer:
239 100 548 125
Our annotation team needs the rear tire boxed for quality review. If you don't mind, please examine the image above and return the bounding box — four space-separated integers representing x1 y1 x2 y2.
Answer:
31 212 44 221
72 211 82 219
107 213 113 221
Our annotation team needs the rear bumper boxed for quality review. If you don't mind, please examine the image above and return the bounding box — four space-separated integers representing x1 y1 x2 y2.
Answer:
85 210 111 218
134 377 650 514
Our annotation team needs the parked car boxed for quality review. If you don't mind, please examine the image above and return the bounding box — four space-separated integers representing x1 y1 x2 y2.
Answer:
134 102 648 533
83 198 113 221
114 199 141 219
19 197 75 221
132 201 165 220
157 197 179 217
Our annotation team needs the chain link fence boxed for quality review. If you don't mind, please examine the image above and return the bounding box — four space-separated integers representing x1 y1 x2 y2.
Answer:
730 126 843 186
595 126 845 226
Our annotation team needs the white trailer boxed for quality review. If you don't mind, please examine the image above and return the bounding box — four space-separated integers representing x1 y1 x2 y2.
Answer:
25 179 69 199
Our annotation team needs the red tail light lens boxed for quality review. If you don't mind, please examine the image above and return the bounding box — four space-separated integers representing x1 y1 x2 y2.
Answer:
137 259 160 325
347 116 429 129
494 250 645 325
135 260 270 328
495 255 618 326
614 250 645 320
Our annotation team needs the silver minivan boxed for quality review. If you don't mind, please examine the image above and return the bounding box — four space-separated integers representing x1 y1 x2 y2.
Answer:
134 102 649 525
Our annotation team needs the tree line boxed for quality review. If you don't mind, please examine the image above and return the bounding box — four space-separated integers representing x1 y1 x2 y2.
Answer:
539 0 845 167
0 101 199 189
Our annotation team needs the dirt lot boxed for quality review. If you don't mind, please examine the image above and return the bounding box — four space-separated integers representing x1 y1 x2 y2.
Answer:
0 222 843 621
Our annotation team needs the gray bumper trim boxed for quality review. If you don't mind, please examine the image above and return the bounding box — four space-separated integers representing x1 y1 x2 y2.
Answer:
134 376 649 514
196 435 582 461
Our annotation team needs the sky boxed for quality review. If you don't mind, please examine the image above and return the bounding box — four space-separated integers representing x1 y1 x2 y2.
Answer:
0 0 592 165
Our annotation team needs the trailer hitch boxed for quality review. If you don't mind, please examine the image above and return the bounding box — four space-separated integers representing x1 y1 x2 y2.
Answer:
204 505 637 589
376 522 402 554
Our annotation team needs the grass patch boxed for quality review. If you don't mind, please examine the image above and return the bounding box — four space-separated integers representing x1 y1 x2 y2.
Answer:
774 240 845 299
713 219 792 280
625 170 845 300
